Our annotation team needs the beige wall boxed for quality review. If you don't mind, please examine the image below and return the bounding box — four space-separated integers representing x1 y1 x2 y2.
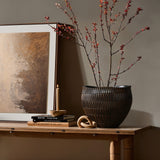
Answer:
0 0 159 159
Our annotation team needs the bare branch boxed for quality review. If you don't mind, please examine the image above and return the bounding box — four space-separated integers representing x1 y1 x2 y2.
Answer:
111 56 142 76
112 26 150 56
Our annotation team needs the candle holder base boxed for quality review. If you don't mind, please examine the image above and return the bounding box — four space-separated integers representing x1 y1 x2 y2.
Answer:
50 110 67 117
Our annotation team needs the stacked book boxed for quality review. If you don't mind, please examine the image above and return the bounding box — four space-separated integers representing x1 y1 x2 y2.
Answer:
27 115 76 127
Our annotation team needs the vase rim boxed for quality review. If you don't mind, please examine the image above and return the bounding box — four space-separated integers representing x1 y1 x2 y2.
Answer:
83 85 131 89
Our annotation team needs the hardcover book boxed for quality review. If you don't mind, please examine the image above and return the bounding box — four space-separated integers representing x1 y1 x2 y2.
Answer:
31 115 75 122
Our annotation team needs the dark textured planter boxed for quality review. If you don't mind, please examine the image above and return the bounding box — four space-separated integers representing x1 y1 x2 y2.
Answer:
81 85 132 128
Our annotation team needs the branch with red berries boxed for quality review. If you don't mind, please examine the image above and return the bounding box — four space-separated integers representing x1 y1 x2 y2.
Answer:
45 0 150 87
98 0 150 86
111 55 142 86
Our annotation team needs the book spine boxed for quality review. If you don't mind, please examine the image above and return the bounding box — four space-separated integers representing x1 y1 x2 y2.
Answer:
32 119 75 122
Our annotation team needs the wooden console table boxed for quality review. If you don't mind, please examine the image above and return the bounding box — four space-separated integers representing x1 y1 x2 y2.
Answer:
0 122 151 160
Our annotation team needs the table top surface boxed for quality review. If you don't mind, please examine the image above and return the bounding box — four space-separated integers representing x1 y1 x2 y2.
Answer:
0 122 152 135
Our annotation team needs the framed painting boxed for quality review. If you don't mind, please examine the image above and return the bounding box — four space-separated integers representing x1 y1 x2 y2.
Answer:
0 23 58 121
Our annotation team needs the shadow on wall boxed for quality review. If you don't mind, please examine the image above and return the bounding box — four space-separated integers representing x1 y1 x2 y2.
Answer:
121 109 153 127
57 37 84 118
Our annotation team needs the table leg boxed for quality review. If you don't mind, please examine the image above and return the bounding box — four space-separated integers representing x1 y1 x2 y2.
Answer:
123 136 134 160
110 140 121 160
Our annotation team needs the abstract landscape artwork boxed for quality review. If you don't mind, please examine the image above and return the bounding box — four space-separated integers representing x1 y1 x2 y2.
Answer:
0 24 57 121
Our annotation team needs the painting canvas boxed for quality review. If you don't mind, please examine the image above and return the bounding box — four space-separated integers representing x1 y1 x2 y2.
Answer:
0 24 57 121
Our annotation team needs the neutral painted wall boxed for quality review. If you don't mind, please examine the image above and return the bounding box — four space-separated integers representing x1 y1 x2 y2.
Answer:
0 0 159 160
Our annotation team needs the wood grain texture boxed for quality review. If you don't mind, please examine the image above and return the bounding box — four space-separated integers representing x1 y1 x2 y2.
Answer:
0 122 153 160
0 122 151 135
123 136 134 160
110 141 121 160
27 121 77 127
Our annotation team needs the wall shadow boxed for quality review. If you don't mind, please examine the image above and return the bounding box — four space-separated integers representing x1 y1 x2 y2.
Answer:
57 37 84 119
121 109 153 127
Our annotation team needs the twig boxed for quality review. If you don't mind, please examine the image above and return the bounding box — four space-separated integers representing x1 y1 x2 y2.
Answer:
111 56 142 76
112 26 150 55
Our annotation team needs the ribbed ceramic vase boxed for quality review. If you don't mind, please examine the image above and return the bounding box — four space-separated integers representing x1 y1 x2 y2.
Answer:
81 85 132 128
